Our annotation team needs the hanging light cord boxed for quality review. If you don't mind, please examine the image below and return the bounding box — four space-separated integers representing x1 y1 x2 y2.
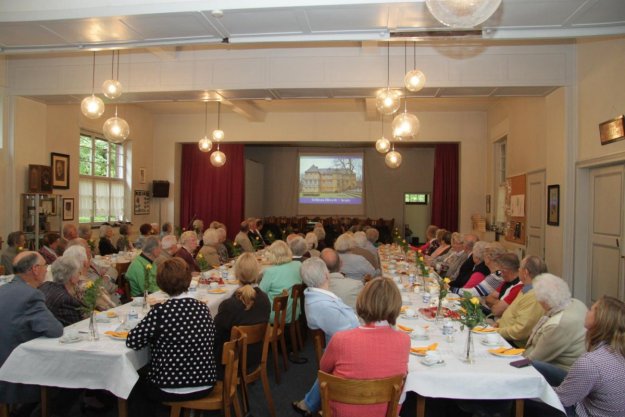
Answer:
386 42 390 88
110 50 114 79
217 102 221 130
91 52 96 93
204 101 208 135
116 50 120 81
404 42 408 112
381 115 384 136
413 42 417 70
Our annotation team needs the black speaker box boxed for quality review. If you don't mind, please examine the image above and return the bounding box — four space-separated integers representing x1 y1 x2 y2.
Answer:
152 180 170 198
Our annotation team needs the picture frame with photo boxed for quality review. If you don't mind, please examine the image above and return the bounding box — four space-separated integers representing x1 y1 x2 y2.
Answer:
51 153 70 189
547 185 560 226
62 198 74 221
28 164 53 194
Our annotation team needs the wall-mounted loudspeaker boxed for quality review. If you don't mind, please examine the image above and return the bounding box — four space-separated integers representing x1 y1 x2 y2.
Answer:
152 180 170 198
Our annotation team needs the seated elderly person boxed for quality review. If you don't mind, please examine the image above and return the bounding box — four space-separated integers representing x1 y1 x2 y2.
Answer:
154 234 178 269
418 224 439 254
334 233 375 281
64 244 117 310
304 232 320 258
290 236 309 261
197 228 221 267
525 273 587 386
126 236 161 297
483 253 525 317
175 231 200 273
98 225 118 256
247 218 267 248
439 232 467 277
116 224 133 252
292 257 359 417
127 258 217 417
0 252 63 407
215 227 229 264
38 232 60 265
353 231 380 271
259 240 302 323
160 222 173 238
322 248 362 310
192 219 204 241
364 227 379 255
134 223 153 250
426 229 451 264
495 255 547 347
39 257 85 326
1 231 26 275
313 223 327 251
234 221 254 253
449 234 478 283
451 240 489 289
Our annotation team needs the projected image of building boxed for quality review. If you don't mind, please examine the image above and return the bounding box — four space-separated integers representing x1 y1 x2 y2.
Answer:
302 165 357 194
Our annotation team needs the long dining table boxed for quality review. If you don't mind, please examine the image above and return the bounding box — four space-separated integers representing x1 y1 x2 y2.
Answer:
380 245 564 417
0 268 238 417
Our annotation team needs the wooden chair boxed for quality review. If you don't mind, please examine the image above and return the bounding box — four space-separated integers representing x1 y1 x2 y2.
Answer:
165 337 243 417
288 284 305 362
116 273 132 304
0 265 5 276
269 290 289 383
318 370 405 417
231 324 275 417
309 328 326 368
0 403 9 417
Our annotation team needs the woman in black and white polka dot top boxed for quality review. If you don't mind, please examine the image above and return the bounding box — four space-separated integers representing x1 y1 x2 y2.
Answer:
127 257 217 416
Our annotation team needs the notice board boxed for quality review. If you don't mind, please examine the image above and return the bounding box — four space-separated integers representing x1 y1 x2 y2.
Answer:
505 174 526 244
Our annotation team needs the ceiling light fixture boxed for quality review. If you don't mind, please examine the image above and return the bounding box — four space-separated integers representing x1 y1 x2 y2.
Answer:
210 145 226 167
404 42 426 92
80 52 105 119
375 116 391 154
393 43 420 141
103 106 130 143
375 42 401 115
102 50 123 99
385 144 402 169
198 101 213 152
212 101 225 142
425 0 502 29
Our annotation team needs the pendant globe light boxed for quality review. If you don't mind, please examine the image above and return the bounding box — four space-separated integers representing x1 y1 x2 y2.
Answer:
404 42 426 92
375 42 401 116
198 101 213 152
212 102 225 142
210 145 226 167
81 52 105 119
385 144 402 169
102 50 123 99
393 43 420 141
103 106 130 143
375 117 391 154
425 0 502 29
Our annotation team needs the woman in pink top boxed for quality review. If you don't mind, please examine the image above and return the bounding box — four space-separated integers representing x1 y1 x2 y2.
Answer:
320 277 410 417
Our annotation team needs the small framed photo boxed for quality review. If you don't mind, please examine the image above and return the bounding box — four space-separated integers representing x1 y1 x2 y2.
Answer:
139 167 146 184
51 153 70 189
62 198 74 221
28 164 53 193
599 115 625 145
547 185 560 226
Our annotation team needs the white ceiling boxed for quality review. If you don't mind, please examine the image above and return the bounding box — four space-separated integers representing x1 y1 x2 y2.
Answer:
3 0 624 112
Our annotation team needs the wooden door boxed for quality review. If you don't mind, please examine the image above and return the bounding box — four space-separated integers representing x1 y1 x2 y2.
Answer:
588 165 625 302
526 171 545 259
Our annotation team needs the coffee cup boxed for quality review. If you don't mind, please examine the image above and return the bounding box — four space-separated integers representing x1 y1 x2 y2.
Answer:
485 333 499 345
425 350 441 363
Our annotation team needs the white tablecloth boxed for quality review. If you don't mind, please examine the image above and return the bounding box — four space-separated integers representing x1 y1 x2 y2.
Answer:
0 279 238 399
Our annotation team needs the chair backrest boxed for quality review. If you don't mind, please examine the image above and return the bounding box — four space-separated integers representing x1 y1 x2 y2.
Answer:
290 284 303 323
318 370 405 417
231 323 270 376
115 261 130 275
222 337 242 409
272 290 289 331
310 329 326 367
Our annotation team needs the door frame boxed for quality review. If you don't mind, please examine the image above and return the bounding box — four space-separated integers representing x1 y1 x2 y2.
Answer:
574 152 625 304
526 169 546 259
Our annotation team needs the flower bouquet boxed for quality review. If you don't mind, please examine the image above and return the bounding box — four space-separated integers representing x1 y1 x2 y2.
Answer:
80 277 103 340
196 253 210 272
455 291 487 363
143 264 152 312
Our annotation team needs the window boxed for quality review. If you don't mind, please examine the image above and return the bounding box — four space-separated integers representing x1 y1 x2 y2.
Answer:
79 132 126 223
494 137 507 224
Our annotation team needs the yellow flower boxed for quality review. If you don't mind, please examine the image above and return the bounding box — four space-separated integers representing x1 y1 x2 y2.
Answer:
85 281 94 289
443 277 451 284
197 254 204 259
419 257 424 262
145 264 153 271
17 246 23 252
470 297 480 305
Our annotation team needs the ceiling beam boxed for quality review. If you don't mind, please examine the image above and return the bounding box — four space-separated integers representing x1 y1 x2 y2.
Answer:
222 99 266 122
146 46 178 61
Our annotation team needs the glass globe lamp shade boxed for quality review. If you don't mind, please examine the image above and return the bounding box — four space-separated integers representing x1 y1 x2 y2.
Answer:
392 112 420 141
375 89 401 115
198 136 212 153
375 137 391 154
385 150 402 169
212 129 225 142
425 0 502 28
81 95 105 119
210 150 226 167
404 69 426 92
103 116 130 143
102 79 123 99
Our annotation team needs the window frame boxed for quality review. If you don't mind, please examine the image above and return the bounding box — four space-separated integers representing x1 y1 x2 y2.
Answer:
79 131 127 225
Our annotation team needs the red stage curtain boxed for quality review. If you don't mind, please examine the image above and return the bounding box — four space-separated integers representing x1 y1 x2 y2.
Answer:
431 143 459 232
180 144 245 239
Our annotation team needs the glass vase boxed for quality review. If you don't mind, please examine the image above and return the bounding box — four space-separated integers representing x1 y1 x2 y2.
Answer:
88 311 99 341
142 289 149 313
435 299 444 324
462 327 475 364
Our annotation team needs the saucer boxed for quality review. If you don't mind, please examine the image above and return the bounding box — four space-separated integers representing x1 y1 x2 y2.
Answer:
400 314 419 320
421 358 445 367
480 339 501 347
59 334 83 344
410 334 429 341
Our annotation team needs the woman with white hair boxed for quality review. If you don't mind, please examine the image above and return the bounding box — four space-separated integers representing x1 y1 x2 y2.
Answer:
304 232 320 258
98 225 118 256
214 228 229 264
259 240 302 323
38 257 85 326
197 228 221 267
525 273 588 386
451 240 490 289
174 231 200 273
334 233 375 281
313 223 326 251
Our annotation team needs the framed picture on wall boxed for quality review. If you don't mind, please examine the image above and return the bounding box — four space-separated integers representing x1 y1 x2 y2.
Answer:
134 190 150 215
51 153 70 189
62 198 74 221
547 185 560 226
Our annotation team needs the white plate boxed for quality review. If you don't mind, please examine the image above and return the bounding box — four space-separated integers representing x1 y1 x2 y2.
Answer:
472 326 497 334
106 334 128 341
410 334 429 341
488 350 524 358
400 314 419 320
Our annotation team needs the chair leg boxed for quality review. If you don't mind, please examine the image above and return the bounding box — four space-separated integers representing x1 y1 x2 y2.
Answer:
295 321 304 352
240 378 250 413
169 404 182 417
279 333 289 372
232 391 243 417
271 337 281 384
515 399 524 417
41 386 49 417
289 324 300 359
261 368 276 417
0 403 8 417
416 394 426 417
